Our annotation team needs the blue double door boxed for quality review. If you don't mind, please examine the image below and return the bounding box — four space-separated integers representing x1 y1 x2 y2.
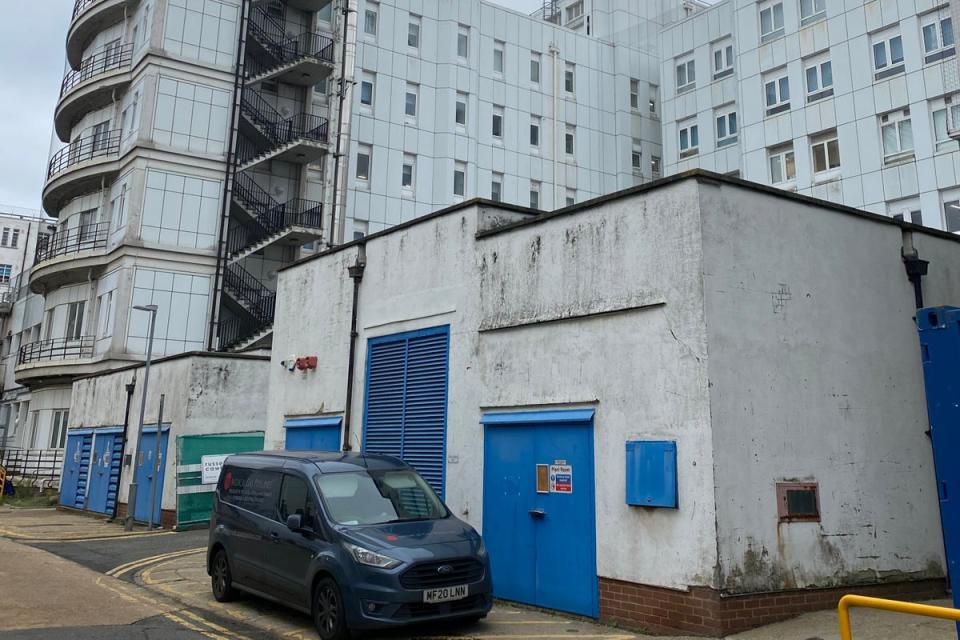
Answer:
133 429 169 523
482 410 598 617
86 430 124 514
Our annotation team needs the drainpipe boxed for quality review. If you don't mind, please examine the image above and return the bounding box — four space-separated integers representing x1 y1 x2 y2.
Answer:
111 373 136 521
341 251 365 451
902 232 929 310
327 0 355 247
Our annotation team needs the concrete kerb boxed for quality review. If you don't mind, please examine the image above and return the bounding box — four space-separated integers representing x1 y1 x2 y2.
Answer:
0 506 175 542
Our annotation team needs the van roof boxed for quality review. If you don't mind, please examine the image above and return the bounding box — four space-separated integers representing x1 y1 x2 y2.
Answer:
226 450 410 473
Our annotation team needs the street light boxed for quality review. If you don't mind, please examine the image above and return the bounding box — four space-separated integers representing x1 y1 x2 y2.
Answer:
124 304 158 532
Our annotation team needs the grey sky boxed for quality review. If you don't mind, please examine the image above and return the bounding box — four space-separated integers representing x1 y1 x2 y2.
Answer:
0 0 595 212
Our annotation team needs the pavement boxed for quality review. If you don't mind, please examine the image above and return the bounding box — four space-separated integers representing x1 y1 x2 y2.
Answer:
0 507 958 640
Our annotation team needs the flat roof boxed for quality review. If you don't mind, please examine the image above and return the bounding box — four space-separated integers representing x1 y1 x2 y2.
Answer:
282 170 960 274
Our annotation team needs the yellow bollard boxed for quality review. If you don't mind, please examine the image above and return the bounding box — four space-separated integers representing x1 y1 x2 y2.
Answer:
838 594 960 640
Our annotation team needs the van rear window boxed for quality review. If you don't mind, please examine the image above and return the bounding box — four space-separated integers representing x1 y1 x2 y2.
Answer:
219 466 281 519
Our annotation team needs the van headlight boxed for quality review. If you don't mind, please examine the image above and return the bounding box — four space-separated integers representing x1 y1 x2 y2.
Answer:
344 543 402 569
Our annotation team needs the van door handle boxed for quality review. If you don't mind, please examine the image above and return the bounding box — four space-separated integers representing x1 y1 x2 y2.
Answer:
528 508 546 518
269 531 280 543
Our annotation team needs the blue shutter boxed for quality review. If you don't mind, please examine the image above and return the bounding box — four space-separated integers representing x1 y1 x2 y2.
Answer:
363 326 450 496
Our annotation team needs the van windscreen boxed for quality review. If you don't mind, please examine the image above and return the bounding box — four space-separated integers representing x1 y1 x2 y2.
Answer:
314 469 448 525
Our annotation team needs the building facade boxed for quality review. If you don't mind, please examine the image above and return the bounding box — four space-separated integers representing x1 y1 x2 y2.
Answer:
266 172 960 634
660 0 960 231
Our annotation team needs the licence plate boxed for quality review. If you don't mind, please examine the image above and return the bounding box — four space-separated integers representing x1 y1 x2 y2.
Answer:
423 584 468 604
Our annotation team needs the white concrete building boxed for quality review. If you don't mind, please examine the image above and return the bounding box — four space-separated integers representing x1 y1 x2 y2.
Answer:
266 171 960 634
660 0 960 231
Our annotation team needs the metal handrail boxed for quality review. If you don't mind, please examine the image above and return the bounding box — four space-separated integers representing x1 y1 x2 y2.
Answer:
61 43 134 97
248 5 287 52
227 197 323 255
245 30 335 80
240 90 330 147
1 448 64 481
47 129 121 179
35 221 110 264
223 263 276 323
18 336 95 365
218 314 272 350
838 595 960 639
72 0 104 20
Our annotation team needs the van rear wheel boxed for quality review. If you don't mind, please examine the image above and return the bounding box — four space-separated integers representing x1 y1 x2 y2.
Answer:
313 577 350 640
211 549 237 602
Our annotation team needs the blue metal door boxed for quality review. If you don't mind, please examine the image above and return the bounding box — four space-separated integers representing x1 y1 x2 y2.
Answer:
284 416 342 451
363 326 450 496
133 428 169 523
60 431 93 509
482 410 598 617
86 430 123 514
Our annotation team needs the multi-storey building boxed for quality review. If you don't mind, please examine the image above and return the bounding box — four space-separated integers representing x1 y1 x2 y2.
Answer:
660 0 960 231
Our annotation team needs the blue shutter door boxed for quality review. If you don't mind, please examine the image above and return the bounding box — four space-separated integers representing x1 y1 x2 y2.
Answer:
363 326 450 496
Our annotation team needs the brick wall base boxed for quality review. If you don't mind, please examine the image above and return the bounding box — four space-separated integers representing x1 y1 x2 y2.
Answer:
114 502 177 529
599 577 947 636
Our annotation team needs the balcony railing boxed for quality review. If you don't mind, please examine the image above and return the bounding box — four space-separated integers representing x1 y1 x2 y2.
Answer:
35 222 109 264
72 0 104 20
19 336 95 365
47 129 121 180
218 314 270 351
61 43 134 97
0 448 64 483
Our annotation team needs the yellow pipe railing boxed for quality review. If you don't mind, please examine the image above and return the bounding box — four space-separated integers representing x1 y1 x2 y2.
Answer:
838 594 960 640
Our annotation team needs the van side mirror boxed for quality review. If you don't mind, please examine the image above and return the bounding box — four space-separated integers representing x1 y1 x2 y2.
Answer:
286 514 303 531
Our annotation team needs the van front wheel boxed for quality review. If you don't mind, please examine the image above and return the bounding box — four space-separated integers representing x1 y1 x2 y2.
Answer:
313 577 350 640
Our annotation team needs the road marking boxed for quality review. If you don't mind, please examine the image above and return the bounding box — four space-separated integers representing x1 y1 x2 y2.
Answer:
0 525 176 543
106 547 205 577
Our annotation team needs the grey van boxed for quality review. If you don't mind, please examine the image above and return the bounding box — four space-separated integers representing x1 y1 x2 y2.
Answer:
206 451 492 639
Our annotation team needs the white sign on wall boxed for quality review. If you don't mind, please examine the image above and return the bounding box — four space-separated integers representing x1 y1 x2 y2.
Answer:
201 454 230 485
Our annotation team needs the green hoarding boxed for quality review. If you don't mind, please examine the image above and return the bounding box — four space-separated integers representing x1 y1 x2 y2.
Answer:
176 431 264 527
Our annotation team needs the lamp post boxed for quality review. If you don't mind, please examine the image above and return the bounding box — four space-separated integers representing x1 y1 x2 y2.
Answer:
124 304 158 531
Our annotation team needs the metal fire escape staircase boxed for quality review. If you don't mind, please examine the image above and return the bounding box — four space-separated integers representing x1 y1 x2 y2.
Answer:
236 88 329 172
245 5 335 86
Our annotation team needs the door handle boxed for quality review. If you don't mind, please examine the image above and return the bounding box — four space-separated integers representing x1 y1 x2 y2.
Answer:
528 508 546 518
269 531 281 543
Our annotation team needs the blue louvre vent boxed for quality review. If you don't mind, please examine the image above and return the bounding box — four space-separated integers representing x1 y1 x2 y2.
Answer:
625 440 678 508
363 326 450 496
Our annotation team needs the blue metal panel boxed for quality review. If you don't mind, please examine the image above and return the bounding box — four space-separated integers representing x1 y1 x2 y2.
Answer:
74 435 93 510
916 306 960 617
133 430 169 523
60 432 90 509
625 441 678 508
481 409 596 425
86 433 114 513
362 325 450 496
284 416 342 451
482 410 598 618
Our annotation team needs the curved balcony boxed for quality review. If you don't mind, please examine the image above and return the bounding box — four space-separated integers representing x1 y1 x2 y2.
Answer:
15 336 101 386
67 0 138 68
42 130 122 215
55 44 134 142
29 223 112 294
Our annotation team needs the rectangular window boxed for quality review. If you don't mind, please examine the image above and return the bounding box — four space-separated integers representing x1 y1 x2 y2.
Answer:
531 52 541 83
491 173 503 202
529 181 541 209
776 482 820 522
922 10 955 63
220 467 281 518
880 108 914 161
360 71 374 107
401 154 415 191
0 228 9 247
565 62 575 93
565 189 576 207
407 15 420 49
932 96 960 150
805 58 833 102
566 0 584 22
455 92 467 126
811 131 841 175
457 25 469 59
649 85 658 114
872 31 905 79
716 108 738 146
768 145 796 184
0 264 11 284
630 78 640 109
888 198 923 225
565 125 575 155
800 0 826 25
66 301 85 340
49 409 69 449
944 199 960 231
760 2 785 41
454 161 466 197
97 290 114 339
530 116 541 147
492 105 504 139
364 3 378 36
494 41 505 74
631 139 642 170
651 155 661 176
356 144 371 181
713 41 734 79
405 83 418 118
764 71 790 115
679 120 699 156
676 58 696 92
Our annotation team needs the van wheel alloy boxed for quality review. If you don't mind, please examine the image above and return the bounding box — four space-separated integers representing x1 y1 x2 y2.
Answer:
313 577 349 640
211 549 237 602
